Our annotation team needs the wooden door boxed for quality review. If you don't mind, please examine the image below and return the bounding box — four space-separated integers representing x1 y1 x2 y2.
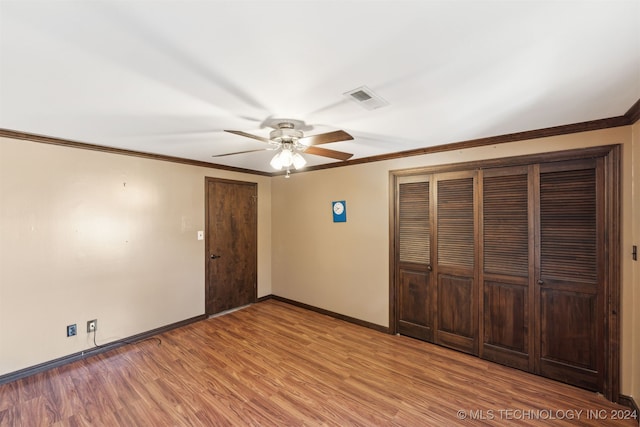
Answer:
535 159 604 392
205 178 257 315
433 171 478 355
480 166 533 371
396 176 434 341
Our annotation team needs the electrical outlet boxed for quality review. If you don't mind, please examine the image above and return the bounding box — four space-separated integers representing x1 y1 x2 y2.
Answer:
87 319 97 333
67 324 77 337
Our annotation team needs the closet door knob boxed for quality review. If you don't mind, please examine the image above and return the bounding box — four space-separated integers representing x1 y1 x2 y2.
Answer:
537 279 544 285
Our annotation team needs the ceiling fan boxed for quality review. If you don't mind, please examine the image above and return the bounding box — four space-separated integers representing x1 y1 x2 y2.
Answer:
215 120 354 177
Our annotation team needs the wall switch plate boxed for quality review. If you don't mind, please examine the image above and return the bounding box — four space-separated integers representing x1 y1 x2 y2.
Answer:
197 230 204 240
87 319 97 333
67 324 77 337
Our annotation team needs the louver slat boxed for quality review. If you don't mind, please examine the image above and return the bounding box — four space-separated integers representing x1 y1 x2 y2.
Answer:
483 174 528 276
399 181 430 264
437 178 474 268
540 169 597 283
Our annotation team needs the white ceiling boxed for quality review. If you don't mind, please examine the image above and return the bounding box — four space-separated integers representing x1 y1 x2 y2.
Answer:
1 0 639 173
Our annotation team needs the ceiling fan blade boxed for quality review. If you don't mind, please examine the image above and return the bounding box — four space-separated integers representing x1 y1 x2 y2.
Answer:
304 146 353 161
212 148 273 157
299 130 354 146
224 130 272 143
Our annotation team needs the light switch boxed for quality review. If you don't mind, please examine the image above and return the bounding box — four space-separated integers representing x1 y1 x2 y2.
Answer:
197 230 204 240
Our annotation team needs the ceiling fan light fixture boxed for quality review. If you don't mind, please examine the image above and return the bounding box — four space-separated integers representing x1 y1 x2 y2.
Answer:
224 121 352 173
270 147 307 171
279 148 293 166
269 152 283 170
292 152 307 169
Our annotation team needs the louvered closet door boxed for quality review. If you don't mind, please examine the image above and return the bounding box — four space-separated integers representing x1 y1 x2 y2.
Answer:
397 176 434 341
536 159 604 392
480 166 533 371
434 171 477 354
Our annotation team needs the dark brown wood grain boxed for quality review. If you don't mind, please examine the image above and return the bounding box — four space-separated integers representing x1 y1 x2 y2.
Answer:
482 171 529 277
205 178 257 315
480 167 532 371
1 300 636 426
434 172 478 355
604 147 621 402
536 159 603 392
390 145 620 401
396 177 435 342
398 180 431 264
398 268 433 340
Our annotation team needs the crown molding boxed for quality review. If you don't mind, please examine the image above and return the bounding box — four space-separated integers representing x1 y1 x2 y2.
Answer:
0 128 271 177
292 106 637 175
624 98 640 124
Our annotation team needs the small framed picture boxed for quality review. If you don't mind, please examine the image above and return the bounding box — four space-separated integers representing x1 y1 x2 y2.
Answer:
332 200 346 222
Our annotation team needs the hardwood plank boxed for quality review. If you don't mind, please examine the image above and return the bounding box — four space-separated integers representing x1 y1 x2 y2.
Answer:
0 299 635 426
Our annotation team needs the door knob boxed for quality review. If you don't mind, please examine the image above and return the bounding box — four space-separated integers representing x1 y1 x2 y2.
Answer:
210 254 221 259
537 279 544 285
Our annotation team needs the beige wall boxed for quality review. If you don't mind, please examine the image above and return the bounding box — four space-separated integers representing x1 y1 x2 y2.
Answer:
271 126 638 399
0 137 272 375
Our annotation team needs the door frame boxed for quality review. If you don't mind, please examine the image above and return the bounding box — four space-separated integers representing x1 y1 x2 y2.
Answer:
389 144 620 401
204 177 258 315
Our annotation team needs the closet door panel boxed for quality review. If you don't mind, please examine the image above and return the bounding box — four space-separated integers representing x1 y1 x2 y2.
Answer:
399 180 431 265
435 172 477 354
482 279 529 370
539 287 600 390
398 268 433 340
482 171 530 277
437 274 474 349
536 160 603 391
481 167 532 370
436 176 474 270
540 288 597 362
397 177 434 341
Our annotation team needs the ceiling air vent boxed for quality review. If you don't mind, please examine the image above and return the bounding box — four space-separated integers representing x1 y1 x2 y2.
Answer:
344 86 389 110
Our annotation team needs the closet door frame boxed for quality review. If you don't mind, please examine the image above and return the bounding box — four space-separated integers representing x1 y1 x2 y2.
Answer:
389 144 620 401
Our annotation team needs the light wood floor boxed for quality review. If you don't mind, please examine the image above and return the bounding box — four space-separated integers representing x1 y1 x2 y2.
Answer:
0 299 636 426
